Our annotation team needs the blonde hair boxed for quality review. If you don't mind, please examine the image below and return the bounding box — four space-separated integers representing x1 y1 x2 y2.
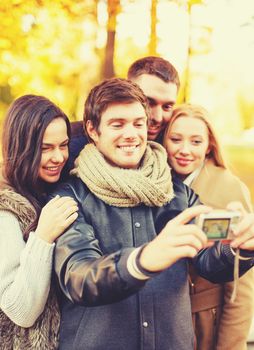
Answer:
163 103 227 168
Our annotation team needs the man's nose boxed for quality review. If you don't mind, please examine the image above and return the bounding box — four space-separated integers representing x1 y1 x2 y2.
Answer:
123 124 137 139
150 106 163 123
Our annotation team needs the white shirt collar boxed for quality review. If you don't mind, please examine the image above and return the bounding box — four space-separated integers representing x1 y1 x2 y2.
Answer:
183 164 204 186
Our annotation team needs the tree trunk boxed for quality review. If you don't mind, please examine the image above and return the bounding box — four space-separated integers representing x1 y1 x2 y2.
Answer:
149 0 157 55
102 0 120 79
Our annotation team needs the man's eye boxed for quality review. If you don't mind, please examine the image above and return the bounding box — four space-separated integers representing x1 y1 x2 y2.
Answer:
170 137 181 143
148 98 156 107
111 123 122 128
163 104 173 111
135 122 145 127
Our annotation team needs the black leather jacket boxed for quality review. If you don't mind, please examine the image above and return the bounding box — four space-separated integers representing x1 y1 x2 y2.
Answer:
52 176 254 350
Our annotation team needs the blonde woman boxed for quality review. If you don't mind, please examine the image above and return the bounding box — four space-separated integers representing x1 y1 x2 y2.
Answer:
163 103 254 350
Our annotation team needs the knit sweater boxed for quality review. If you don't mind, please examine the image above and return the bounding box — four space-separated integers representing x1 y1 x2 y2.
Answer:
0 211 54 326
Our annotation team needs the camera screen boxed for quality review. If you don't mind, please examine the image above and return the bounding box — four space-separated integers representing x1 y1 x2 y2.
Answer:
202 218 230 239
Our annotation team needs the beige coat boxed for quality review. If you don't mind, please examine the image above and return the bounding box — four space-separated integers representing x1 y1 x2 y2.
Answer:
190 159 254 350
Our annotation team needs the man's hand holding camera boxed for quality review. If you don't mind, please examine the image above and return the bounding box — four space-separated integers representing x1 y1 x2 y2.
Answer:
139 205 212 273
139 201 254 274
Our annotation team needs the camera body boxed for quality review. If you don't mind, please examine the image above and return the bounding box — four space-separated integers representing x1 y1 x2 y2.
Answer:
195 210 241 241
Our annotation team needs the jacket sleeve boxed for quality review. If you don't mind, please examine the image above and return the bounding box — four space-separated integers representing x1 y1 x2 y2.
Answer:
193 242 254 283
67 122 88 171
52 183 146 307
184 175 254 283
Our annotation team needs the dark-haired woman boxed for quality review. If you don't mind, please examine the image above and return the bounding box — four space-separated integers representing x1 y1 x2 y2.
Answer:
0 95 78 350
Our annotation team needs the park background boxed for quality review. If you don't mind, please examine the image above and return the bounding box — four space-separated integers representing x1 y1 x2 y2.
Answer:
0 0 254 205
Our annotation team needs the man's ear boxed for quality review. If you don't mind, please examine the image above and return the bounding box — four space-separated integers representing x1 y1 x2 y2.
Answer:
86 120 99 143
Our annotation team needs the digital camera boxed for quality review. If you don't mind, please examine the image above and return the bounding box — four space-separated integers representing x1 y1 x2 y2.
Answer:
195 210 241 241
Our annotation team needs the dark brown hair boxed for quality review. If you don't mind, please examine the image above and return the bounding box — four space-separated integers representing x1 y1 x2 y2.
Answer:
1 94 71 215
84 77 151 141
127 56 180 91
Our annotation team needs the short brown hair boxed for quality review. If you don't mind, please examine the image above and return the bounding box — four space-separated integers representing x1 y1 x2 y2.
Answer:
84 78 151 141
127 56 180 91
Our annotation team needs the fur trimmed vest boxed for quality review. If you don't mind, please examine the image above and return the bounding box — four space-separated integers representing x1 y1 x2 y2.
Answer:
0 188 60 350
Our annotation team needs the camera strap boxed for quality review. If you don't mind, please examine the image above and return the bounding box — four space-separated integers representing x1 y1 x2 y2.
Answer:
230 247 240 303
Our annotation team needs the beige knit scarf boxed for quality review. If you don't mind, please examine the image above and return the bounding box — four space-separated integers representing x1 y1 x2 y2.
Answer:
71 141 174 207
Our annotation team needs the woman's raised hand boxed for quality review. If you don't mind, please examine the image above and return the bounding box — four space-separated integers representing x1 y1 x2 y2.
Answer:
35 195 78 243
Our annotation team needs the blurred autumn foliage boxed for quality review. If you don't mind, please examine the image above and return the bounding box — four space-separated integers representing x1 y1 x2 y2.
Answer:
0 0 102 121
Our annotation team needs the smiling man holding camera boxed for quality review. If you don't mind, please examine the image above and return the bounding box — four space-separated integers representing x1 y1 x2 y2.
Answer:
51 77 254 350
